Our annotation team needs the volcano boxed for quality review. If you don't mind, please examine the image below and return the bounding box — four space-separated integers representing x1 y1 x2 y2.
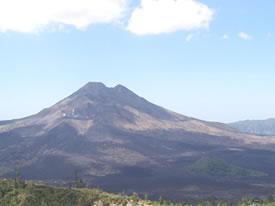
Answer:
1 82 275 201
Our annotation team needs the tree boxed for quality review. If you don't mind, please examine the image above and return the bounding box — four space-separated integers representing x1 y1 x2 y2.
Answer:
144 193 148 201
73 170 86 188
131 192 139 205
14 169 26 189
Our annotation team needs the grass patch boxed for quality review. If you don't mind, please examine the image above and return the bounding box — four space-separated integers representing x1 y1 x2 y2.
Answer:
188 157 267 177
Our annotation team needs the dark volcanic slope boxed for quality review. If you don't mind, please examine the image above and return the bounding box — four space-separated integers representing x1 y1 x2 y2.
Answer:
230 118 275 136
1 82 275 201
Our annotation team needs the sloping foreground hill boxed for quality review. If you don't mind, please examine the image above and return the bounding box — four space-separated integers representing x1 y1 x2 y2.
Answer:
0 178 150 206
1 179 275 206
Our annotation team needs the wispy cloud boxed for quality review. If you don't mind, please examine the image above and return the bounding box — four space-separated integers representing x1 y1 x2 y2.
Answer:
0 0 128 33
222 34 229 40
185 34 194 42
127 0 214 35
239 32 252 40
267 32 272 39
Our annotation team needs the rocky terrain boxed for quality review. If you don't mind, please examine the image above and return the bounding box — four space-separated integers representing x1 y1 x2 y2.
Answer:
1 82 275 201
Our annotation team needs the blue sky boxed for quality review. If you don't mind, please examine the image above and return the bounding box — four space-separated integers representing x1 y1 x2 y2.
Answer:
0 0 274 122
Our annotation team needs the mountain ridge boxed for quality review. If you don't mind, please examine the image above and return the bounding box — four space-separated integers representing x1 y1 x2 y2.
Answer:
1 82 270 143
1 82 275 200
230 118 275 136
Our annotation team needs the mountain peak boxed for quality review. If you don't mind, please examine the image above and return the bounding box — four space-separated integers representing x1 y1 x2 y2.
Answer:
113 84 137 96
81 82 107 91
114 84 127 90
81 82 131 93
73 82 108 97
73 82 137 99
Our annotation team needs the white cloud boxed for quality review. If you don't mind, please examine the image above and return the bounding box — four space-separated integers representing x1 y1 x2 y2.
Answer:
127 0 214 35
0 0 127 33
267 32 272 39
239 32 252 40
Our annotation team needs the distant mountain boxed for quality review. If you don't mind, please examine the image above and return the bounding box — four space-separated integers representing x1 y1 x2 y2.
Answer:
1 82 275 201
230 118 275 136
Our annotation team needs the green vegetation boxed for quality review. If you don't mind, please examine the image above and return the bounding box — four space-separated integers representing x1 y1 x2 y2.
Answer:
1 178 275 206
72 170 86 189
188 157 267 177
0 178 135 206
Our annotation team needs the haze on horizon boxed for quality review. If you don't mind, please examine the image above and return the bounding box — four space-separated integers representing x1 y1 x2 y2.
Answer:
0 0 274 123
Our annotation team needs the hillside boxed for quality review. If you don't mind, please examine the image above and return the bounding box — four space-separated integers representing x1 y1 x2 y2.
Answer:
230 118 275 136
1 179 275 206
1 82 275 201
0 179 149 206
188 157 267 177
